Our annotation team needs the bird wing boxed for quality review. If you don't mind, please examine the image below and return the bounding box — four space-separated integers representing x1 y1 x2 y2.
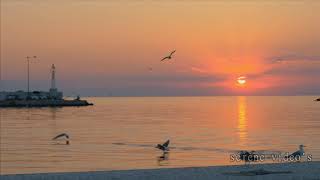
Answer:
156 144 165 150
52 133 68 140
162 140 170 147
170 50 176 56
290 150 303 157
161 57 169 61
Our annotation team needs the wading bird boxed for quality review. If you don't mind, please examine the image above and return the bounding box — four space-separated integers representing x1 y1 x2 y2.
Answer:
239 150 259 162
285 144 306 160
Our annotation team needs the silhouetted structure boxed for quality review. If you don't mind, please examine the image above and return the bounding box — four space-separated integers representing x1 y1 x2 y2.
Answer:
0 64 93 107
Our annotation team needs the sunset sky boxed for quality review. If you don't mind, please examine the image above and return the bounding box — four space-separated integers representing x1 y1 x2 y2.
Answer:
1 0 320 96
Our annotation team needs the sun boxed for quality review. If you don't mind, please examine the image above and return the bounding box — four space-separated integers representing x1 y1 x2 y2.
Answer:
237 76 246 86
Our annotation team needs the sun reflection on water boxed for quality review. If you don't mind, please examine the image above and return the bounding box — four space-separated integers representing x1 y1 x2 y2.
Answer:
237 96 248 144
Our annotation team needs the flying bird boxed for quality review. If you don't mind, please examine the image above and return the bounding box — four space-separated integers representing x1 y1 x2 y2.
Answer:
52 133 69 140
285 144 306 159
161 50 176 61
155 140 170 152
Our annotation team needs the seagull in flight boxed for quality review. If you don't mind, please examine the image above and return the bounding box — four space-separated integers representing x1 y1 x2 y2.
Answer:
52 133 70 145
155 140 170 152
161 50 176 61
285 144 306 159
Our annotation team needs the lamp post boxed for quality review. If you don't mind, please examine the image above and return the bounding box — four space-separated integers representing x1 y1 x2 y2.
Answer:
26 56 37 99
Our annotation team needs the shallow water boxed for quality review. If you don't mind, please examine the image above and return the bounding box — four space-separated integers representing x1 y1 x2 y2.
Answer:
1 96 319 174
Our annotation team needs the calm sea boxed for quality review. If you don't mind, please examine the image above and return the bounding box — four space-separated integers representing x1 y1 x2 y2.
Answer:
1 96 319 174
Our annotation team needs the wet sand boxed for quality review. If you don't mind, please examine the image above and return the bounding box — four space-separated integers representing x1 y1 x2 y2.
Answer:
2 161 319 180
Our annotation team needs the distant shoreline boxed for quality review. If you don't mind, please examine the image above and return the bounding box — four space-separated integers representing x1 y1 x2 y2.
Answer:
0 99 93 107
2 161 319 180
2 95 318 99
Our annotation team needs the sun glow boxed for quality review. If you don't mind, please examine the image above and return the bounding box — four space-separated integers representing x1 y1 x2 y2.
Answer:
237 76 247 86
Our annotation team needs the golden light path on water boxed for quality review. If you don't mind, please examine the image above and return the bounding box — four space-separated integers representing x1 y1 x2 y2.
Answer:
237 96 248 144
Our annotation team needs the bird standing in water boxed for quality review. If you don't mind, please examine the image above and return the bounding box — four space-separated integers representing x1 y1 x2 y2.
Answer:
239 150 259 163
285 145 306 160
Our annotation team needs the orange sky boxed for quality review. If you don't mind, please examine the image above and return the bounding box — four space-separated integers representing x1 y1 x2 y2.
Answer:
1 0 320 96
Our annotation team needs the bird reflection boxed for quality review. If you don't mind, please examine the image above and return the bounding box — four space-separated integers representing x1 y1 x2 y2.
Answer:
157 152 169 166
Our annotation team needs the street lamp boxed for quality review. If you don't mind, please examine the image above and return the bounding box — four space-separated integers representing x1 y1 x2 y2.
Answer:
26 56 37 99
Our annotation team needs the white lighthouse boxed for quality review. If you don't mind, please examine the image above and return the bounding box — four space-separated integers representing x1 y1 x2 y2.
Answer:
50 64 56 90
49 64 63 99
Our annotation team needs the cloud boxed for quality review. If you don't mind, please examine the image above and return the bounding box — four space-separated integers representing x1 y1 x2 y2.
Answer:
261 53 320 77
190 66 209 74
57 73 228 96
264 66 320 77
88 73 227 85
267 54 320 64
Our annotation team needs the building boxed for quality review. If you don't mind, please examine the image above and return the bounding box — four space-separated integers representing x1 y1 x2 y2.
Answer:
0 64 63 101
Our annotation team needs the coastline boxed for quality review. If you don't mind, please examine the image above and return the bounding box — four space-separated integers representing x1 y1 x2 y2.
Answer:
0 99 93 107
2 161 319 180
